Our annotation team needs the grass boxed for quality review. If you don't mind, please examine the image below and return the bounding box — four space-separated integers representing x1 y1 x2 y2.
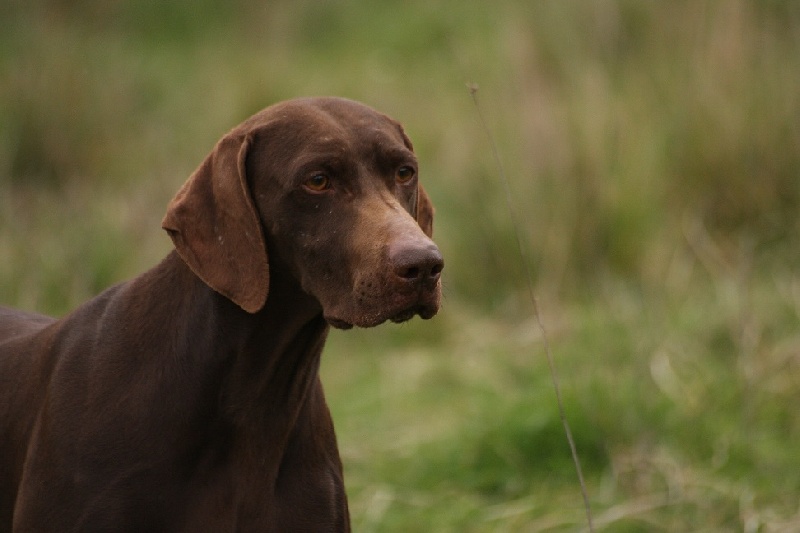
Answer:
2 0 800 530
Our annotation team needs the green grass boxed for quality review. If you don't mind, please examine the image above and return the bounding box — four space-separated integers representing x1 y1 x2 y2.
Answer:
2 0 800 530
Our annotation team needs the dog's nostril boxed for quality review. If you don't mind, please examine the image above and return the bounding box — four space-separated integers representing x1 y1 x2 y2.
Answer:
399 266 421 280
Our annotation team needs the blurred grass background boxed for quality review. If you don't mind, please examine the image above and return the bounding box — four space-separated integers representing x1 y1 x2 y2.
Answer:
2 0 800 530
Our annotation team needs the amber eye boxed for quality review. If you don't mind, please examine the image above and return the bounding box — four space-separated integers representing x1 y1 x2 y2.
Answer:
396 166 416 184
304 173 331 192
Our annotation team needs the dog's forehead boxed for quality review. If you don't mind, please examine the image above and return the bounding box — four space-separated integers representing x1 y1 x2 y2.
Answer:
245 98 409 151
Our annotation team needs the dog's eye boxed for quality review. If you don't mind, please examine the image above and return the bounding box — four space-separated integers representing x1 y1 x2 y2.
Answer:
396 166 416 184
304 173 331 192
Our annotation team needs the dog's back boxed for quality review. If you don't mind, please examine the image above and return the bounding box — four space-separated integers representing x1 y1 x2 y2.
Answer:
0 307 57 529
0 307 55 341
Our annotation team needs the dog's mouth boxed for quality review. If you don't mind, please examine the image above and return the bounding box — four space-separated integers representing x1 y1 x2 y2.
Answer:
322 273 442 330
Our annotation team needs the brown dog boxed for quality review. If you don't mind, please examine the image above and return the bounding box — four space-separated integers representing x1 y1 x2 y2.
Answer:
0 97 443 532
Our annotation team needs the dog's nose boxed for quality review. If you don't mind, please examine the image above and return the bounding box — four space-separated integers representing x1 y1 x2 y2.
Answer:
389 240 444 284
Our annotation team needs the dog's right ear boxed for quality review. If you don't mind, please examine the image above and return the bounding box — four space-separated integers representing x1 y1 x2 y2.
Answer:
162 132 269 313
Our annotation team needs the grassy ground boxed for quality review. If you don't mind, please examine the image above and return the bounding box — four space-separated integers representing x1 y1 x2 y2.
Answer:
2 1 800 530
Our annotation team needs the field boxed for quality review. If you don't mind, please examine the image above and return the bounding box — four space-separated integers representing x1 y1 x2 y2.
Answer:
2 1 800 530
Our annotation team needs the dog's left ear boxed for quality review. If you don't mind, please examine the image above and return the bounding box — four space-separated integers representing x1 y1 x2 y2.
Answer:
162 132 269 313
416 184 435 238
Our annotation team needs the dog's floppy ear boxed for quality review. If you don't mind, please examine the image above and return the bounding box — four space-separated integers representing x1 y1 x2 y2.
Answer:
393 121 435 238
162 132 269 313
416 184 435 238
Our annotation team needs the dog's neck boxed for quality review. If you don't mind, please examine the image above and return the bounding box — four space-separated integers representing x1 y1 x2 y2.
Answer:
220 274 330 430
155 251 331 473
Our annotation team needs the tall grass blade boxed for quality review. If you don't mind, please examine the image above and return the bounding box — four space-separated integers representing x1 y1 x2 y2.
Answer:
468 83 595 533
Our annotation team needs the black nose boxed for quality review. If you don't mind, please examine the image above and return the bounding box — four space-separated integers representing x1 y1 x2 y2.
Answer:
389 240 444 284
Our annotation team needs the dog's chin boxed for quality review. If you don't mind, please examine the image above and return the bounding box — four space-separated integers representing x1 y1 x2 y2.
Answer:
325 317 355 330
325 304 439 330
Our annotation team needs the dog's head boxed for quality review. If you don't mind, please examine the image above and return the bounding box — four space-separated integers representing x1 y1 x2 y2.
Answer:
162 97 442 329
